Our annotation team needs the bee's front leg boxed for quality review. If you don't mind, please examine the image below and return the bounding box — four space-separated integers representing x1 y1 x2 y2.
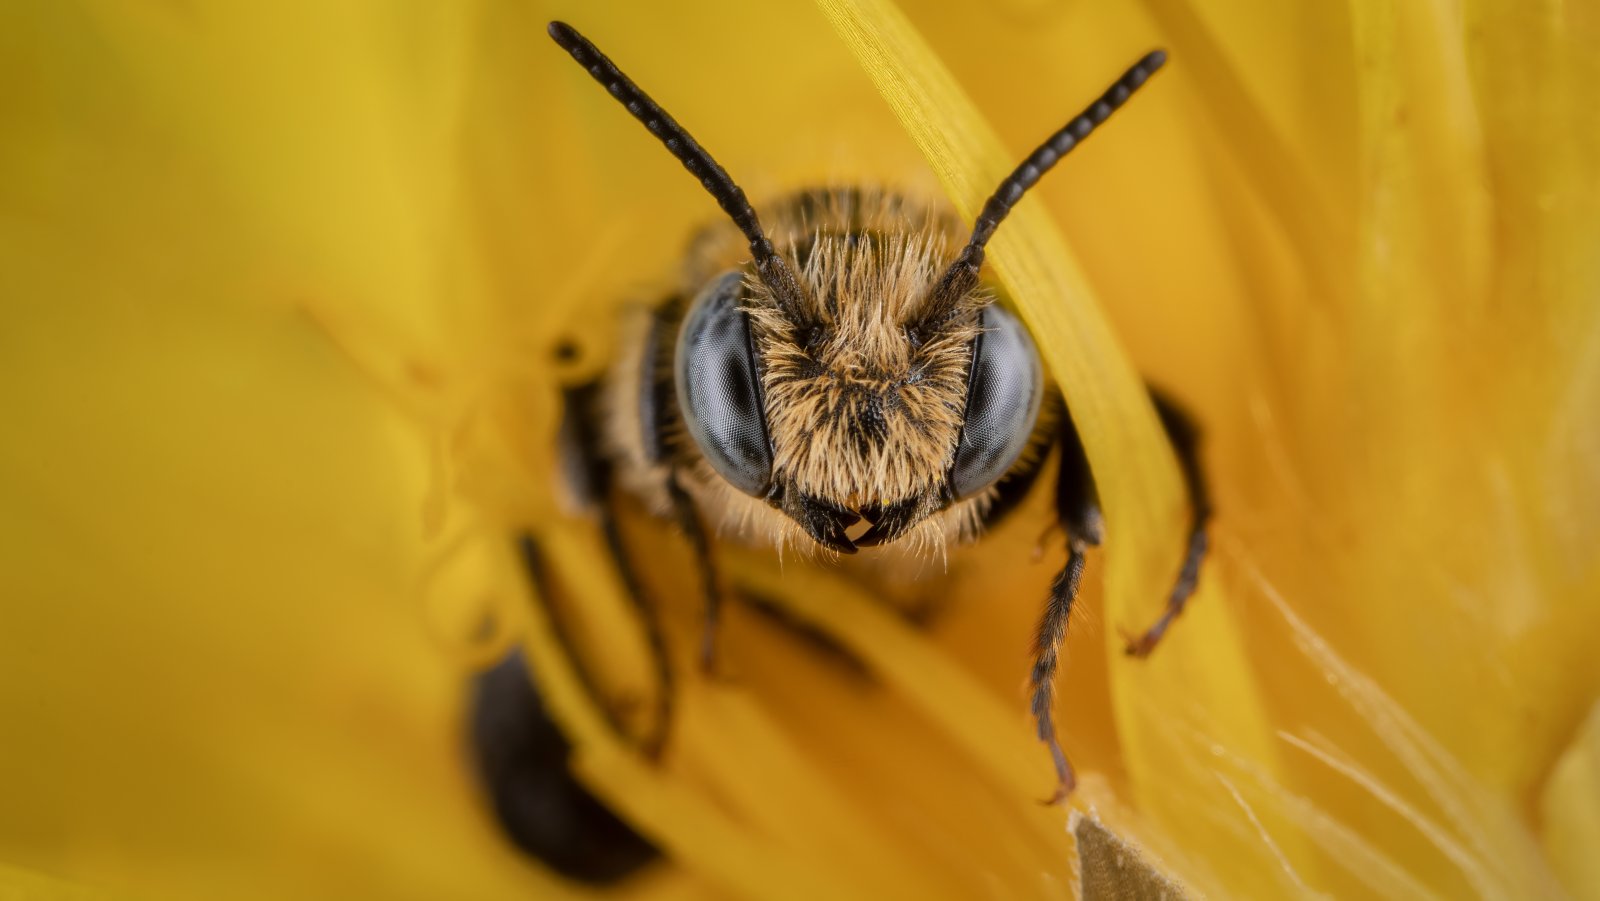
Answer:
1030 418 1104 804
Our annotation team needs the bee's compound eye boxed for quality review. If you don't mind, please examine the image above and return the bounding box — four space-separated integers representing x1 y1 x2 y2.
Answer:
675 271 773 497
950 305 1044 499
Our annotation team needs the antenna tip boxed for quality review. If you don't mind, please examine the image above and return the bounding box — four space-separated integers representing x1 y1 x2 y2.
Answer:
1145 49 1169 70
547 20 576 45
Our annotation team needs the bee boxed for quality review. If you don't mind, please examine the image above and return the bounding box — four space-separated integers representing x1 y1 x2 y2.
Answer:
536 21 1211 805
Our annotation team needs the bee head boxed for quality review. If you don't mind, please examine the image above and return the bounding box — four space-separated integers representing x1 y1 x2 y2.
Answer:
674 204 1045 554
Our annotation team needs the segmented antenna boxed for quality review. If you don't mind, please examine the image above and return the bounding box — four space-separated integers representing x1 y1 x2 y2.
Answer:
547 22 806 319
924 50 1169 322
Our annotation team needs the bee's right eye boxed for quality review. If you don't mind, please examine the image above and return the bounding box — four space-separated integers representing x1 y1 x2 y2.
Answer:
675 271 774 497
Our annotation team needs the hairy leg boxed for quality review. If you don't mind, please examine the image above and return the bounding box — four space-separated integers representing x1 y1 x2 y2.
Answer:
1030 417 1103 803
1123 389 1212 658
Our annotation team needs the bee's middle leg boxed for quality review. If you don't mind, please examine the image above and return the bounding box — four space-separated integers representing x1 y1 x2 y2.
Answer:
1121 388 1212 659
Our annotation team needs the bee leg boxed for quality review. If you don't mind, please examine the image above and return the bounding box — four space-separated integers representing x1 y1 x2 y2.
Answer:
1122 390 1212 659
1033 538 1089 804
554 384 676 759
666 475 723 675
1032 419 1103 804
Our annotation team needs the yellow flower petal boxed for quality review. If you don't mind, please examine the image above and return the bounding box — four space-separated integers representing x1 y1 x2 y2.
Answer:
1541 701 1600 899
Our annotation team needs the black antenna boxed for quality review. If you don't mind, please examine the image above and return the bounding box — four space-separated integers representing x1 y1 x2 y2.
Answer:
924 50 1169 322
548 22 805 319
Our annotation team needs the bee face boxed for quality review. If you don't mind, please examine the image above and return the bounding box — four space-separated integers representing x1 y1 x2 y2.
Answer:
674 201 1046 554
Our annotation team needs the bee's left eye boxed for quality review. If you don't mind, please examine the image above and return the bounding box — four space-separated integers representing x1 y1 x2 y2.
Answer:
949 304 1044 499
675 271 774 497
